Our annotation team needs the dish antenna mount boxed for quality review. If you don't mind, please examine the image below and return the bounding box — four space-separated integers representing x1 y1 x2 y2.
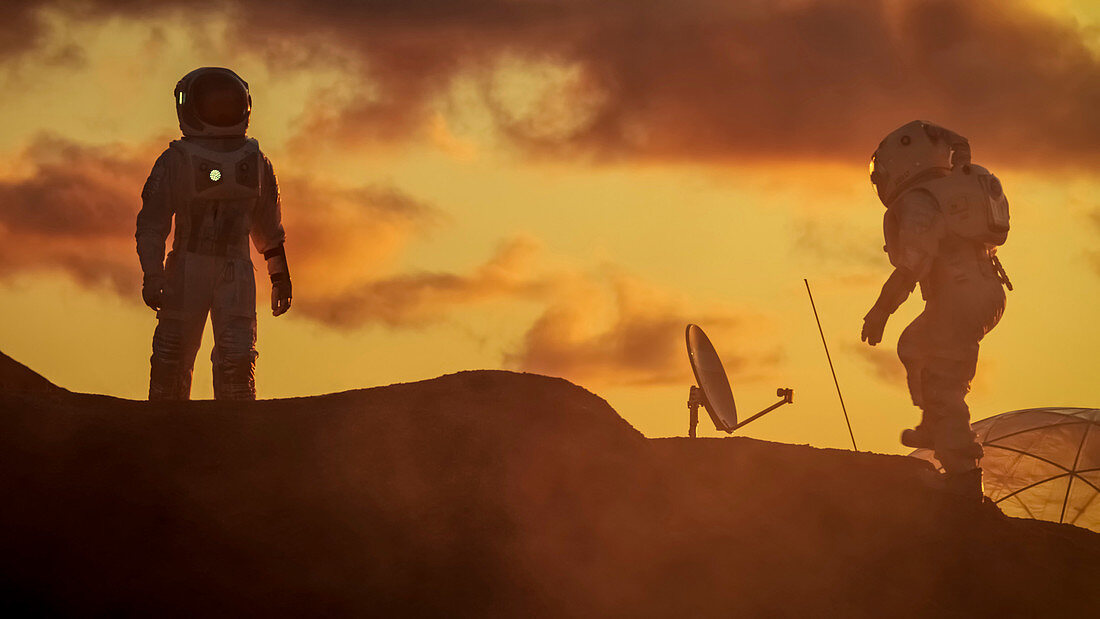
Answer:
685 323 793 438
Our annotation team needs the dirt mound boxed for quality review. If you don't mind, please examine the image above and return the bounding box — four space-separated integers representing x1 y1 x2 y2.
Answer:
0 350 61 395
0 355 1098 617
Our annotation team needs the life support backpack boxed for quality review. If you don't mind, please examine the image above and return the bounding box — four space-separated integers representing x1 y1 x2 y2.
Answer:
918 163 1010 246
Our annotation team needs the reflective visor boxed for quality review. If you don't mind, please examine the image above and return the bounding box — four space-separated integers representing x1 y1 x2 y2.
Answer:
190 71 248 127
869 154 883 186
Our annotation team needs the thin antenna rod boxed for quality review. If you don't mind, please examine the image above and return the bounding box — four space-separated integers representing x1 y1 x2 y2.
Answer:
804 279 858 451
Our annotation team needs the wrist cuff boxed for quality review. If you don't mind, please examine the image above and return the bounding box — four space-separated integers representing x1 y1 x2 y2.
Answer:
264 244 290 279
263 244 286 261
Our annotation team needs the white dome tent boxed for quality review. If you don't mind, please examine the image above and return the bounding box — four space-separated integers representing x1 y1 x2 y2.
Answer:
910 408 1100 532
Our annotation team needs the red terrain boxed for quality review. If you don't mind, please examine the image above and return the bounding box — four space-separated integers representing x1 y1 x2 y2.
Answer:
1 350 1097 617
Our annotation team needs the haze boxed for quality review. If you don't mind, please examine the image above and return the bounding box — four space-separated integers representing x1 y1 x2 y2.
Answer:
0 0 1097 455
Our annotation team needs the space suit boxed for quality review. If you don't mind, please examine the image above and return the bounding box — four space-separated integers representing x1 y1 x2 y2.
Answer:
136 67 292 400
863 120 1010 499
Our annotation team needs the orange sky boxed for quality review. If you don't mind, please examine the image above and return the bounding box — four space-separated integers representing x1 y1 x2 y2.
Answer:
0 0 1098 455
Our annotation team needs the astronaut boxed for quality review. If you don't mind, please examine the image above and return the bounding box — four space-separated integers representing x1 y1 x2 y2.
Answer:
136 67 292 400
863 120 1011 500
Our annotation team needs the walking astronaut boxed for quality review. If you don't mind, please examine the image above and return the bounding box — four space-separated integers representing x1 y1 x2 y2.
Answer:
136 67 292 400
863 120 1011 499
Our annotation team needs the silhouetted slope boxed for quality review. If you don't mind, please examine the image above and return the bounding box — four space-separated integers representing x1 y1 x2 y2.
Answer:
0 353 1098 617
0 351 62 395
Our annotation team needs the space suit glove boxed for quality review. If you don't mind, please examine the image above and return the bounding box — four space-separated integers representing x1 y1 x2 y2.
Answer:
271 272 292 316
861 306 888 346
263 244 292 316
141 272 165 311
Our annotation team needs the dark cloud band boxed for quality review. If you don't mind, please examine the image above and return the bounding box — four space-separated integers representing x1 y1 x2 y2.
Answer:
6 1 1098 165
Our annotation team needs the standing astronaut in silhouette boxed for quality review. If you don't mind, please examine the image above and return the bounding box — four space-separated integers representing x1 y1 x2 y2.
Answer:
136 67 292 400
863 120 1011 499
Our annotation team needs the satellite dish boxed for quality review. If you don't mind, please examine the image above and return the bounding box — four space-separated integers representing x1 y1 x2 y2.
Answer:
686 324 739 432
685 324 793 438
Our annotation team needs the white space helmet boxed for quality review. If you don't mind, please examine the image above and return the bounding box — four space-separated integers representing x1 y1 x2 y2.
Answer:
174 67 251 138
870 120 969 206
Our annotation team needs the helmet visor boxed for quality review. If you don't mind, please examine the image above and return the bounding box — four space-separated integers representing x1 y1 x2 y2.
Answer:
869 154 882 186
190 71 249 127
869 154 890 203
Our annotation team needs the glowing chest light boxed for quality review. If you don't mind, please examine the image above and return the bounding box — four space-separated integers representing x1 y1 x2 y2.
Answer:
210 169 222 182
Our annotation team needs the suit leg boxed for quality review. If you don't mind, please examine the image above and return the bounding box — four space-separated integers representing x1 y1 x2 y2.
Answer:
210 259 258 400
149 314 206 400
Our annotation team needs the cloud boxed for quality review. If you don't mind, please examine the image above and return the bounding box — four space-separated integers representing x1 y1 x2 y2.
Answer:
1091 210 1100 275
286 231 779 387
491 0 1100 167
279 178 439 297
0 134 438 303
224 0 1100 165
0 133 516 329
0 136 154 294
850 343 906 386
0 133 779 387
292 236 780 387
794 216 885 270
7 1 1100 165
295 237 549 328
505 274 779 386
0 1 50 58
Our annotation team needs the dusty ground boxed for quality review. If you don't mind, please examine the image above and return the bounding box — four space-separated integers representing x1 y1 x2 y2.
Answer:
1 351 1098 617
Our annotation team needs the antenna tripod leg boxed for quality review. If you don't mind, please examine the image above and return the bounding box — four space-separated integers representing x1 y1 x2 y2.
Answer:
688 385 701 438
729 388 794 431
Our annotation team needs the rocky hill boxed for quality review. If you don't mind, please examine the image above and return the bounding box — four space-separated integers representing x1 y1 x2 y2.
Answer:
1 351 1097 617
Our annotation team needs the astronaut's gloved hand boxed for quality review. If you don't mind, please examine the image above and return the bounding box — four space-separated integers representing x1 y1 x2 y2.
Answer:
264 244 292 316
861 306 889 346
271 272 292 316
142 273 165 311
